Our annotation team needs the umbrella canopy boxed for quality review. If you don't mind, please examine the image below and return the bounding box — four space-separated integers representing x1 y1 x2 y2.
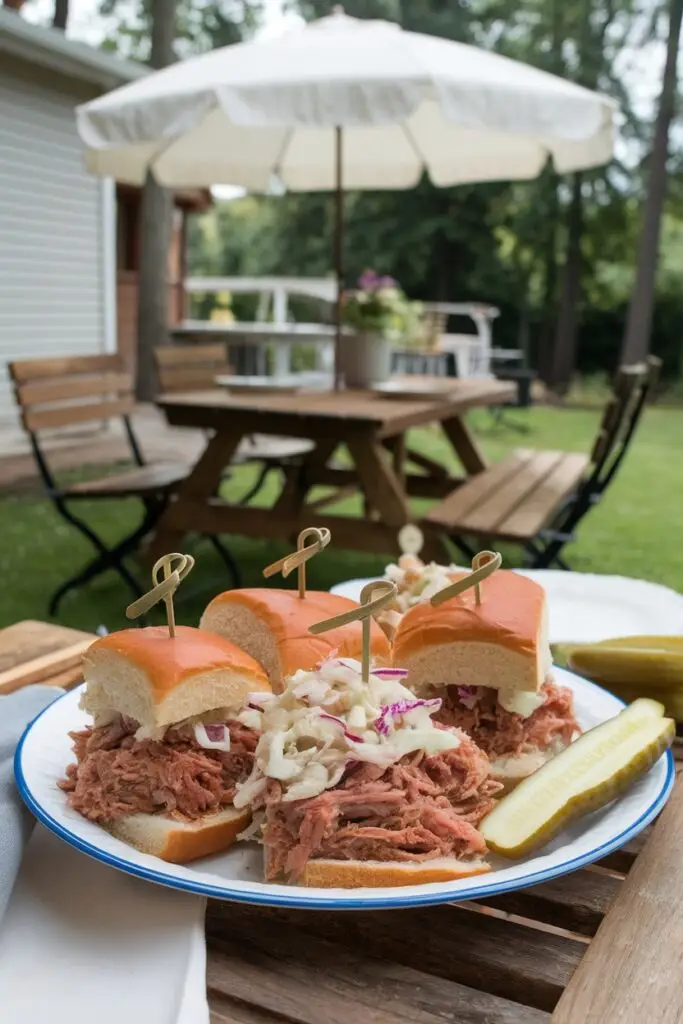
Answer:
77 10 616 191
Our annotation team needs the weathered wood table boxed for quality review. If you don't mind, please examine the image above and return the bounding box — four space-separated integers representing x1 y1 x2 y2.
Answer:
4 619 683 1022
151 378 515 563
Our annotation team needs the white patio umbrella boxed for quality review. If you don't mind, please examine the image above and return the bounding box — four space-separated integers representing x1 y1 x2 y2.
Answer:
77 8 616 384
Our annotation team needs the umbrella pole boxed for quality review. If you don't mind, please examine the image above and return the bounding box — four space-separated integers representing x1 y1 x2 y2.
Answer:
334 125 343 391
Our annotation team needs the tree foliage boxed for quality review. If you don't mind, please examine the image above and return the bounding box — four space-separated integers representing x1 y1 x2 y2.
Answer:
100 0 683 383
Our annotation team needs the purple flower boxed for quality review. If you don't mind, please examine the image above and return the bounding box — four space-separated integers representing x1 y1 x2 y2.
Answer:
377 275 397 288
358 269 379 290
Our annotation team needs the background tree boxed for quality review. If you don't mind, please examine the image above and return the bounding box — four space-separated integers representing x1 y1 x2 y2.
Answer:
621 0 683 363
135 0 177 401
52 0 68 29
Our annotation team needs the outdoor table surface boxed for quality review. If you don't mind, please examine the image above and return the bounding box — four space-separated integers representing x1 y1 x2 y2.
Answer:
4 618 683 1024
151 378 515 563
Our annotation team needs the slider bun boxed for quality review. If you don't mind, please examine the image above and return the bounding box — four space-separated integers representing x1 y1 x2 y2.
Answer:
297 856 490 888
109 806 250 863
200 589 390 691
392 570 549 696
81 625 270 729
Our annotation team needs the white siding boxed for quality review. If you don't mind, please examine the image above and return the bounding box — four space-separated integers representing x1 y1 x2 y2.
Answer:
0 57 107 425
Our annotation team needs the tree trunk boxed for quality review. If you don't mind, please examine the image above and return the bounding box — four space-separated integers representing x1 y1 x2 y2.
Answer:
536 174 559 384
52 0 69 30
135 0 177 401
549 172 584 392
620 0 683 365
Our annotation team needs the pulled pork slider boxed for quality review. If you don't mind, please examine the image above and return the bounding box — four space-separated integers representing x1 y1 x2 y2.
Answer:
234 657 501 887
200 589 390 692
392 570 578 787
59 625 271 863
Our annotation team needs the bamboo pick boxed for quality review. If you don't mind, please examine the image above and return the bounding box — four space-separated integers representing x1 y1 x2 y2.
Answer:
430 550 502 608
125 552 195 637
309 579 397 683
262 527 331 599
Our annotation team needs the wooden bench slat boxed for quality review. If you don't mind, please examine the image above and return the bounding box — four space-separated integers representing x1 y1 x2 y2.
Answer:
552 784 683 1023
500 453 589 540
425 448 534 526
158 365 233 392
16 372 133 407
206 902 583 1013
480 868 622 937
155 343 227 366
207 908 551 1024
9 354 122 382
23 397 136 432
458 450 565 533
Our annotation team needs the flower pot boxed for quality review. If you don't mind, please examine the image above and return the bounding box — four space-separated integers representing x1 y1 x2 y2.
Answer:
340 332 392 388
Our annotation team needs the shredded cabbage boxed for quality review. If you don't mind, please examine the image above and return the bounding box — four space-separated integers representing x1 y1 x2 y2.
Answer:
235 656 460 806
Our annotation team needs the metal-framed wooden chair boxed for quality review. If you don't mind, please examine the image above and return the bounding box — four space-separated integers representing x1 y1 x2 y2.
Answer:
154 343 315 506
424 358 661 569
9 354 240 616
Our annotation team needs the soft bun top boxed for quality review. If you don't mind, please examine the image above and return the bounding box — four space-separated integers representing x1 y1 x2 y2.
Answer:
393 570 545 658
200 589 391 686
81 625 270 729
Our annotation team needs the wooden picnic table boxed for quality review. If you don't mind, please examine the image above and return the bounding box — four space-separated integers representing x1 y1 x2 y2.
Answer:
151 377 515 563
3 617 683 1023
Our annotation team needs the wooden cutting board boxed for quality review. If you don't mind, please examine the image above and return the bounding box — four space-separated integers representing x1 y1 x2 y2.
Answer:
0 620 94 694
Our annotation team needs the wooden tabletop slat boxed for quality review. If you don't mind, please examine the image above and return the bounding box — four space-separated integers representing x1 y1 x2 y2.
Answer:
206 902 584 1014
0 620 93 693
552 783 683 1023
207 909 551 1024
479 868 623 937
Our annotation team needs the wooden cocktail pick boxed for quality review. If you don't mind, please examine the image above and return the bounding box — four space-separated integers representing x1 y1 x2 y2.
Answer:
430 550 502 608
263 527 331 599
309 579 397 683
126 552 195 637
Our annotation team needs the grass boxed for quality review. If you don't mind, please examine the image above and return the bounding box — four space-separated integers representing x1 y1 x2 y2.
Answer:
1 403 681 633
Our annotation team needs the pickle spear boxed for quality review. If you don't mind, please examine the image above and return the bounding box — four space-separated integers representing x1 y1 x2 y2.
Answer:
568 636 683 689
480 698 674 858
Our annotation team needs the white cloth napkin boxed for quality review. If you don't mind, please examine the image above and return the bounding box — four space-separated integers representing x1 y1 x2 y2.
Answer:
0 690 209 1024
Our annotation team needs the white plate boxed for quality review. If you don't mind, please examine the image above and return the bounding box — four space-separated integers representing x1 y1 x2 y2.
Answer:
330 572 683 646
15 672 673 910
214 375 301 394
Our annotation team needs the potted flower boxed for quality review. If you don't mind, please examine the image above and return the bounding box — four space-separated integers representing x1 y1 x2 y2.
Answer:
340 270 422 387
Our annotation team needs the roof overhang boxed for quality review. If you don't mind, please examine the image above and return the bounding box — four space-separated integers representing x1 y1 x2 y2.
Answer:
0 9 146 91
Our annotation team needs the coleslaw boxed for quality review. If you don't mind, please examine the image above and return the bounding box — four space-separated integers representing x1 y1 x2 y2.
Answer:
234 657 460 807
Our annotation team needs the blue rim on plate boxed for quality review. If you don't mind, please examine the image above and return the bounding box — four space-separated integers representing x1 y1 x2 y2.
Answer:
14 676 675 910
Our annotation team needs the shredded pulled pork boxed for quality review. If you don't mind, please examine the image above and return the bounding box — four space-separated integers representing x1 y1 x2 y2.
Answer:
437 681 577 759
59 716 258 823
259 731 501 881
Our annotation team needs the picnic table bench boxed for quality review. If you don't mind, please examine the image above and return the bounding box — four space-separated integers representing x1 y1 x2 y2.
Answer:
4 619 683 1024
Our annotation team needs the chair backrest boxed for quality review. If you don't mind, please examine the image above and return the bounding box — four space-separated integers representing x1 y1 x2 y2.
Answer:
588 357 660 490
9 354 135 434
154 343 232 393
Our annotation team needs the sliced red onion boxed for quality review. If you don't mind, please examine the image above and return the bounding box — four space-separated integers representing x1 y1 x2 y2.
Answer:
375 698 442 736
318 712 365 743
457 686 480 710
372 667 409 679
194 722 231 752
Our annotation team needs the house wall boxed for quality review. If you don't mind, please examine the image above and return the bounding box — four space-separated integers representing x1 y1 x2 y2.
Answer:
0 55 110 426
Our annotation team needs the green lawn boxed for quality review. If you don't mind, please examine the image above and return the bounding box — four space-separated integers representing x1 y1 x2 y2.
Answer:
1 403 681 633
